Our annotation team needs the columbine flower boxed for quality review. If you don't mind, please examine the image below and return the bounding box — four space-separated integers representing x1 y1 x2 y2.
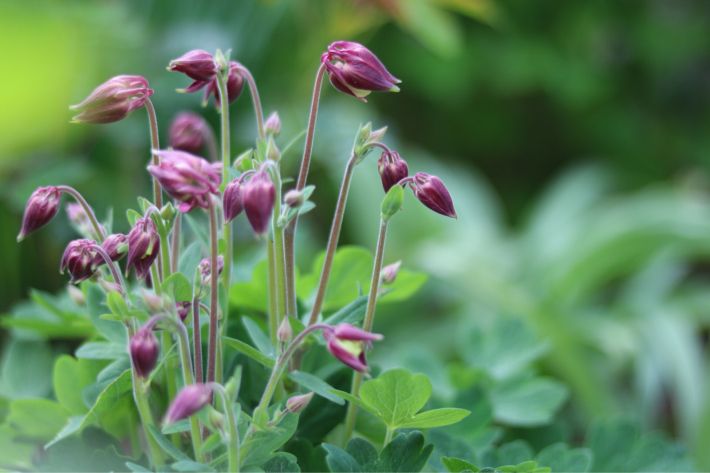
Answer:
179 61 245 108
286 392 314 414
169 112 209 154
149 150 221 213
130 325 159 378
323 324 384 373
176 301 191 323
168 50 217 82
70 76 153 124
164 384 213 425
126 217 160 280
243 171 275 236
409 173 457 219
321 41 400 101
93 233 128 267
60 239 98 283
380 260 402 285
223 178 245 223
198 256 224 287
378 151 409 193
264 111 281 138
17 187 62 241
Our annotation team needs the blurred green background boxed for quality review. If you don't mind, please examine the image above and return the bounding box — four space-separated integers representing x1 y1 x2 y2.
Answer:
4 0 710 468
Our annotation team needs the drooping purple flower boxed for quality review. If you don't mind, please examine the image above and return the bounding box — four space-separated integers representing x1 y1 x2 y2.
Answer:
168 50 218 82
130 326 159 378
70 75 153 124
323 324 384 373
286 392 314 414
409 173 457 219
321 41 400 101
176 301 191 323
164 384 213 425
60 239 98 284
169 112 209 154
223 178 245 223
93 233 128 267
380 260 402 285
378 151 409 193
180 61 245 108
243 171 275 236
17 186 62 241
149 150 221 213
198 255 224 287
126 217 160 280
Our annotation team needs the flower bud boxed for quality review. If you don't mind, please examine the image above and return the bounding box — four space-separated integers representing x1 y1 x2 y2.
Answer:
126 217 161 280
369 126 388 144
142 290 165 313
66 203 89 227
409 173 457 219
380 260 401 285
381 185 404 222
60 239 98 284
323 324 384 373
208 407 226 433
223 178 245 224
68 285 86 306
164 384 213 425
224 377 239 400
283 190 304 209
378 151 409 193
176 301 191 323
168 50 217 82
70 75 153 124
264 112 281 138
149 150 222 213
17 187 62 241
99 278 124 296
277 316 293 343
286 392 314 414
266 139 281 162
130 326 159 378
244 172 275 236
160 202 177 222
169 112 209 154
188 62 245 108
321 41 401 101
93 233 128 268
199 256 224 287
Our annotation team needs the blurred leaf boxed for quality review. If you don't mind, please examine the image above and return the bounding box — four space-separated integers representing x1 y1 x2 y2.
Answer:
442 456 480 473
262 454 301 473
286 371 345 405
75 341 126 360
396 0 463 58
241 413 300 470
243 316 277 358
147 424 192 462
86 284 127 345
162 272 193 302
284 438 329 473
324 431 434 472
179 241 204 285
534 443 592 473
379 269 428 304
5 398 68 444
427 429 478 472
321 295 368 326
490 375 568 427
0 339 53 400
53 355 100 416
231 260 269 312
221 335 276 368
80 370 132 431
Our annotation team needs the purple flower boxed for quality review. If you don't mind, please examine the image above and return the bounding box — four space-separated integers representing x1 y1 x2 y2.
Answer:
168 50 218 82
198 256 224 287
93 233 128 267
223 178 245 223
380 260 401 285
286 392 314 414
169 112 209 154
70 75 153 124
409 173 457 219
180 61 245 108
126 217 160 280
164 384 213 425
323 324 384 373
60 239 98 284
321 41 400 101
66 203 88 226
176 301 191 323
149 150 221 213
243 171 275 236
17 186 62 241
130 326 159 378
378 151 409 193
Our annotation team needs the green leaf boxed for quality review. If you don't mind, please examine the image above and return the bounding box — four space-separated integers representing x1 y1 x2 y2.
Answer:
107 292 129 319
162 272 193 302
535 443 592 473
359 369 432 429
80 370 132 430
243 316 277 358
442 457 480 473
426 429 478 473
490 375 568 427
325 431 434 472
381 185 404 221
147 424 192 462
262 453 301 472
184 212 210 248
221 336 275 368
126 209 142 227
162 418 191 435
179 241 204 285
6 398 68 443
0 339 53 400
496 441 535 467
398 408 470 429
200 433 224 454
86 285 127 345
126 462 153 472
75 341 126 360
326 389 381 417
230 260 269 312
241 413 300 470
379 269 428 304
172 459 217 472
322 295 368 326
97 356 131 384
53 355 99 415
284 438 329 473
322 443 361 473
45 415 84 448
286 371 345 405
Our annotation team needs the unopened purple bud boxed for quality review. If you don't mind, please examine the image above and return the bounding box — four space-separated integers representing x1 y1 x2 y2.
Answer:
380 260 401 285
176 301 191 323
169 112 209 154
99 278 124 296
93 233 128 267
244 172 275 236
323 324 384 373
321 41 400 101
130 326 159 378
60 239 98 284
70 75 153 124
126 217 160 280
66 203 88 226
149 150 221 213
142 290 164 313
286 392 314 414
67 285 86 306
277 316 293 343
378 151 409 193
17 187 62 241
284 190 304 209
223 178 245 223
264 112 281 138
164 384 213 425
409 173 457 219
168 50 217 82
198 256 224 287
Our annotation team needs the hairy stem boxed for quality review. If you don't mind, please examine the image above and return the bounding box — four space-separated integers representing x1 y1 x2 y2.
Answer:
171 213 181 274
145 99 162 210
56 186 107 242
212 387 240 473
235 65 265 140
176 324 204 462
206 199 219 387
192 295 203 384
90 245 129 305
267 239 278 346
161 329 180 448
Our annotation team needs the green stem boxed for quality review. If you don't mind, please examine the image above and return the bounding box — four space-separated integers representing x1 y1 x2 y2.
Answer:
213 388 240 473
383 427 394 445
192 296 203 384
161 330 180 448
234 65 265 140
267 239 278 346
176 324 204 463
206 198 220 387
161 228 172 280
269 168 287 324
56 186 107 242
150 264 162 296
171 213 181 274
145 99 162 210
342 218 389 445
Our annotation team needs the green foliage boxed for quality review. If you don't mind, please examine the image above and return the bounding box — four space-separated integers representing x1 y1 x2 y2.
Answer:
324 431 434 472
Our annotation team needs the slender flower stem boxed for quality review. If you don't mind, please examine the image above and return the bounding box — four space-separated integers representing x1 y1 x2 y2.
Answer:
145 99 162 210
56 186 106 242
211 387 240 473
160 229 172 280
206 198 220 388
267 239 278 346
90 245 129 305
192 295 203 384
176 323 204 463
150 264 162 295
205 125 219 163
284 63 327 322
268 168 287 324
171 213 181 274
161 329 179 448
234 65 265 140
343 218 389 445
